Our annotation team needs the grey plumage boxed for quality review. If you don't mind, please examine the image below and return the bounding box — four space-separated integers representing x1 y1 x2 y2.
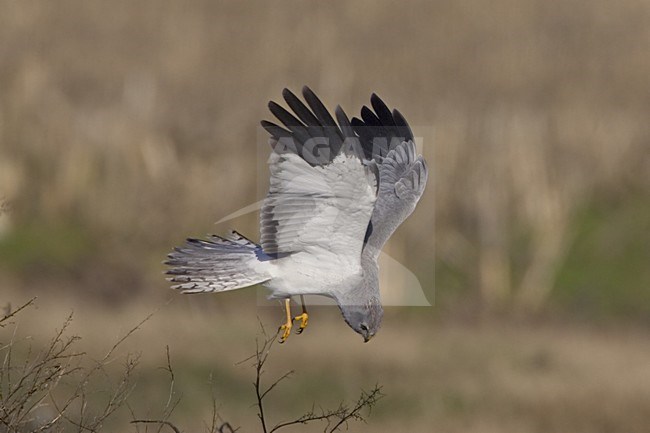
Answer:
166 86 428 341
166 231 271 293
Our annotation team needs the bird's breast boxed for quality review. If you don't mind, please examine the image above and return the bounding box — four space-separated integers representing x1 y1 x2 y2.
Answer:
262 251 363 298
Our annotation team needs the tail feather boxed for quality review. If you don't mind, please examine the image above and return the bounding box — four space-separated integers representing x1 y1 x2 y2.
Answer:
165 231 270 294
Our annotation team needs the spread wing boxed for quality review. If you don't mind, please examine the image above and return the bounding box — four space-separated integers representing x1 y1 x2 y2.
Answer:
351 94 428 259
260 87 377 264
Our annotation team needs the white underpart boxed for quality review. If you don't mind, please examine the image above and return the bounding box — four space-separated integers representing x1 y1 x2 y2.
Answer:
259 151 376 299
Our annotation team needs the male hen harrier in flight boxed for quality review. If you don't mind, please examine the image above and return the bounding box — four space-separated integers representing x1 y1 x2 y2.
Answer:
166 87 428 342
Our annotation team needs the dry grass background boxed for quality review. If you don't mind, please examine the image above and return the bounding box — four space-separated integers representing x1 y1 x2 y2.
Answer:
1 0 650 432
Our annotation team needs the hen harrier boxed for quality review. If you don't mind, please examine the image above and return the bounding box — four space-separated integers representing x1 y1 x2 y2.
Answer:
166 87 428 342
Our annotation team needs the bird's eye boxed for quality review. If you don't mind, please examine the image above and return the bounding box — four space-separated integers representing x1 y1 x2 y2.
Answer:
360 324 368 332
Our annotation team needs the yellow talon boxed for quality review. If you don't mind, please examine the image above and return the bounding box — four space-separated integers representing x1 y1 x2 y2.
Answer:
293 312 308 334
294 296 309 335
279 299 293 343
279 297 309 342
279 322 292 343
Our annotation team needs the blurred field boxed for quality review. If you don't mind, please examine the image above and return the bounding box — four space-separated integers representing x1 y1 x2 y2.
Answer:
4 293 650 433
1 0 649 432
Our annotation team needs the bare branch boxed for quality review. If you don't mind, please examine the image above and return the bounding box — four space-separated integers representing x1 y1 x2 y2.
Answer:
157 347 182 433
325 385 384 433
253 333 276 433
131 419 182 433
3 306 380 433
152 344 182 433
242 323 384 433
100 312 155 363
215 421 237 433
0 301 153 432
260 370 293 400
0 297 36 328
205 373 240 433
267 386 384 433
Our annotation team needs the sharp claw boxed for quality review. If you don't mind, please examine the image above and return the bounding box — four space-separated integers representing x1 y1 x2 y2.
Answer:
293 313 309 335
279 323 292 343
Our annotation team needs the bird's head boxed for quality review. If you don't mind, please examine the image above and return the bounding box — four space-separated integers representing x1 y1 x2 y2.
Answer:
339 297 383 342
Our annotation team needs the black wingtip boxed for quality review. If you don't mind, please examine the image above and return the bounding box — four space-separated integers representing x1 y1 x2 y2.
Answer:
392 108 414 140
260 120 291 137
360 105 381 126
335 105 354 134
370 93 382 105
281 87 294 99
370 94 384 115
370 93 396 127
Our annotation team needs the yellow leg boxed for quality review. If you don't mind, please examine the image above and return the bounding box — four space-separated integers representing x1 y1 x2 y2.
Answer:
279 299 292 343
294 295 309 334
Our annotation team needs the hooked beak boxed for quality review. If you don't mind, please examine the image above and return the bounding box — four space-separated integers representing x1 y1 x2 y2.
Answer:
363 333 374 343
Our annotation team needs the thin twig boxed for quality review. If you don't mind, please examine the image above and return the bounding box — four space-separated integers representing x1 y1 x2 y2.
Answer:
243 323 384 433
325 385 384 433
0 297 36 327
131 419 182 433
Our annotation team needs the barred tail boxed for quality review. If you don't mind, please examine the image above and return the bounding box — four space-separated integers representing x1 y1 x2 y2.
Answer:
165 231 271 294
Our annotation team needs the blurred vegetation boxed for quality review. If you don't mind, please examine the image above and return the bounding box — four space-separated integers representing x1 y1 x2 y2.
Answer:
2 0 647 318
3 299 650 433
0 301 381 433
553 191 650 321
0 222 92 274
